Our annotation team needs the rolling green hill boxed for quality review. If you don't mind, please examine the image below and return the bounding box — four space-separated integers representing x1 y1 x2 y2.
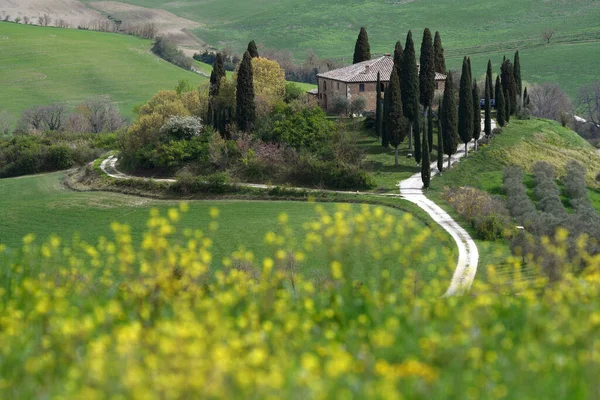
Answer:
0 22 206 119
86 0 600 96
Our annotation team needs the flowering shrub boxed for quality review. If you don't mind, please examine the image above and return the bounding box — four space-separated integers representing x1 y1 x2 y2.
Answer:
2 205 599 398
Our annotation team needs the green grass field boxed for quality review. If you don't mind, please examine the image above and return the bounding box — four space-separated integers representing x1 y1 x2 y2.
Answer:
0 22 206 118
83 0 600 97
0 172 457 283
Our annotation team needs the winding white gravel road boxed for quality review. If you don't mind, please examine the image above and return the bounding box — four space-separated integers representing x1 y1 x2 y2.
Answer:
100 120 495 295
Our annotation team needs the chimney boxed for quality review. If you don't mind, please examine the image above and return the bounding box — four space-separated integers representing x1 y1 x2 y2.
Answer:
384 53 391 56
364 65 370 74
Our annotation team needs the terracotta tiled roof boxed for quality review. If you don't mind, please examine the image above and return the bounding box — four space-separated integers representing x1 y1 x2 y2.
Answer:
316 55 446 83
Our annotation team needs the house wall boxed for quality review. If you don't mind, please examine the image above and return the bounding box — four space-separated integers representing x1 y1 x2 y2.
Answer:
317 78 348 111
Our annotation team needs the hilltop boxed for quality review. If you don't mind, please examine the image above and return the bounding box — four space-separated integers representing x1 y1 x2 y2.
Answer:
0 22 206 118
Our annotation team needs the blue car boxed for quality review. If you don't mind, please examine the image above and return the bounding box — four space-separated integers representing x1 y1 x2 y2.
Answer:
480 98 496 108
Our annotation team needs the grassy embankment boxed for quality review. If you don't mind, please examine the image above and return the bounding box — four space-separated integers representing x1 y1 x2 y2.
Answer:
92 0 600 97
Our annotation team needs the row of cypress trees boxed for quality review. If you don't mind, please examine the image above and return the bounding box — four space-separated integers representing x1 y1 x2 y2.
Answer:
208 41 259 135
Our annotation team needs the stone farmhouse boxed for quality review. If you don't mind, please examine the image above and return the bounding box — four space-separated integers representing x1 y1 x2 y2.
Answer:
312 55 446 112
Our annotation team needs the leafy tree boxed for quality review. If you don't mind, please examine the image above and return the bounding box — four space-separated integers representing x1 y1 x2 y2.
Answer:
496 76 506 127
252 57 286 116
484 73 492 136
472 80 481 150
437 105 444 173
247 40 259 58
402 31 419 153
458 57 474 157
209 53 226 97
236 51 256 132
514 50 522 97
421 117 431 189
486 60 494 99
433 31 446 74
284 82 303 103
441 74 459 169
419 28 435 108
414 109 421 165
376 72 383 138
427 106 433 152
353 27 371 64
387 67 407 166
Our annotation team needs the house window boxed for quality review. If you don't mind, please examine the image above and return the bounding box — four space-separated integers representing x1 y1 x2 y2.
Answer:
380 82 385 92
359 84 365 92
435 81 439 90
337 82 340 90
323 81 327 91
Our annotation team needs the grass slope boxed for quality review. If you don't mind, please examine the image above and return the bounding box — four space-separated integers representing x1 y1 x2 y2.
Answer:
88 0 600 96
0 22 206 118
0 172 456 283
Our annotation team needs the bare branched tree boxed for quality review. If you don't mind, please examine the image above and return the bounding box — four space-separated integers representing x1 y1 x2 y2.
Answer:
39 14 52 27
0 111 15 135
19 106 46 132
577 82 600 127
529 83 572 123
542 29 555 44
80 98 126 133
23 16 30 25
55 18 70 29
41 104 67 131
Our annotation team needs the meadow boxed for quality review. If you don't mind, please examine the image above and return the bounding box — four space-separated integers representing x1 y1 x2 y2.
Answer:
0 171 456 283
0 22 206 119
83 0 600 97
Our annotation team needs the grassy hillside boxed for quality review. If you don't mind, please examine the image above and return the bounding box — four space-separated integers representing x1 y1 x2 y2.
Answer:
0 172 456 283
86 0 600 96
0 22 206 118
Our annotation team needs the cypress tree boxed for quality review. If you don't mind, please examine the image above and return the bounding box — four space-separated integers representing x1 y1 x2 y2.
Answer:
514 50 522 97
484 73 492 137
433 31 446 74
467 57 472 83
495 74 501 106
236 51 256 132
388 67 407 166
472 80 481 151
441 74 458 169
402 31 419 154
486 60 494 99
247 40 259 58
437 109 444 174
505 88 511 124
421 117 431 189
414 109 421 165
523 87 529 106
353 27 371 64
496 76 506 127
393 41 403 73
376 72 383 138
501 59 517 115
382 84 391 148
458 57 474 158
208 53 226 128
419 28 435 108
428 106 433 153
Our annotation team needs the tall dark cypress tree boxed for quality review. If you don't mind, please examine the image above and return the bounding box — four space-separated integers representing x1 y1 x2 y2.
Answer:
496 76 506 127
393 41 403 73
472 80 481 151
419 28 435 108
388 67 407 166
467 57 472 84
353 27 371 64
486 60 494 99
513 50 522 97
208 53 227 127
236 51 256 132
414 109 421 165
427 106 433 153
375 72 383 138
433 31 446 74
441 74 458 169
382 84 392 148
505 88 511 124
402 31 419 154
501 59 517 115
523 87 529 106
437 107 444 173
484 73 492 137
495 73 501 106
247 40 259 58
421 117 431 189
458 57 474 158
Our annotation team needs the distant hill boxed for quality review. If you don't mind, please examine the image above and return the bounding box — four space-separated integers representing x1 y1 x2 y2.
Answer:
79 0 600 97
0 22 206 118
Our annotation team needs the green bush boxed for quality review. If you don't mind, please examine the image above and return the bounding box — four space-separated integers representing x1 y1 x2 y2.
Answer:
271 105 334 152
47 145 75 170
290 158 375 190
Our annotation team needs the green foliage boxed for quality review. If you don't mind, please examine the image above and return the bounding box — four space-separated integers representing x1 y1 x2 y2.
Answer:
501 59 517 115
496 76 506 127
393 41 403 72
441 74 459 159
247 40 259 58
236 51 256 132
414 113 421 165
513 51 522 96
419 28 435 107
159 116 204 142
484 73 492 136
375 72 383 138
284 82 304 103
433 31 446 74
271 106 334 152
437 115 444 173
209 53 227 98
427 106 434 152
290 158 376 190
472 80 481 143
382 85 391 148
353 27 371 64
421 119 431 189
505 88 511 124
151 37 193 70
458 57 474 147
486 60 494 100
387 68 407 157
402 31 420 123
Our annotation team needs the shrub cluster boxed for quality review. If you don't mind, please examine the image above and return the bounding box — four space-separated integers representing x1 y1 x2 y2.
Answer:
0 133 116 178
442 187 510 240
193 51 239 71
152 37 193 70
